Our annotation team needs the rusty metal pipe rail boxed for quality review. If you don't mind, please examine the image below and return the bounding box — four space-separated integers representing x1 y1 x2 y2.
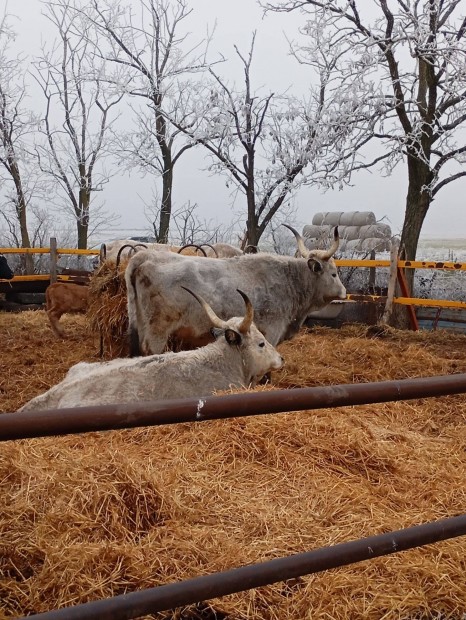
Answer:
21 513 466 620
2 373 466 442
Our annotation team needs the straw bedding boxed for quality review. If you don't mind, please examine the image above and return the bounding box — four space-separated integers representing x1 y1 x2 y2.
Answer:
1 310 466 619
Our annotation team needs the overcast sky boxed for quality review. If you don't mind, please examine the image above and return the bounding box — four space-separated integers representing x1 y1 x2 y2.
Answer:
7 0 466 241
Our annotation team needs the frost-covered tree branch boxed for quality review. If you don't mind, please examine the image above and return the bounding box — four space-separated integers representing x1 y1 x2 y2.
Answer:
166 34 350 246
79 0 219 242
34 0 123 249
264 0 466 272
0 11 39 271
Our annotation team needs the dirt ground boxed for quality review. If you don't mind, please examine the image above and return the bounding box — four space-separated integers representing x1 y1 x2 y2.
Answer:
1 310 466 619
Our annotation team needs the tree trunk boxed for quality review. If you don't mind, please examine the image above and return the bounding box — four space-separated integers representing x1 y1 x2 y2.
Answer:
11 161 34 274
158 164 173 244
244 166 259 247
77 189 90 249
389 156 432 329
77 221 89 250
399 191 431 266
245 218 260 247
399 161 432 292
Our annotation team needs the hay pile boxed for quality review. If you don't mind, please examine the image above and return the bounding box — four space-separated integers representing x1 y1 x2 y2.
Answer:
86 248 216 358
87 260 129 358
1 312 466 619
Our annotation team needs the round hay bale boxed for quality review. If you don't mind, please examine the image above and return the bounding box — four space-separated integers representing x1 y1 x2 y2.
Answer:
344 238 391 253
359 223 392 239
87 260 129 358
339 211 377 226
312 211 377 226
302 224 332 239
345 239 365 252
338 225 361 241
360 237 391 252
312 211 344 226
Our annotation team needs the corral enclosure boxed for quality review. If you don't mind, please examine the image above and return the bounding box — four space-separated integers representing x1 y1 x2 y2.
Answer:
1 311 466 619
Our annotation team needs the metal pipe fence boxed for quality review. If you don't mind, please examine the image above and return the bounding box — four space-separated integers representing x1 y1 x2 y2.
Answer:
1 246 465 310
20 514 466 620
5 372 466 619
2 373 466 441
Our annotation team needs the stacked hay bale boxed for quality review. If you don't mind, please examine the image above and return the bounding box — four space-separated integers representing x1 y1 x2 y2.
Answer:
87 260 129 358
303 211 392 253
88 245 213 359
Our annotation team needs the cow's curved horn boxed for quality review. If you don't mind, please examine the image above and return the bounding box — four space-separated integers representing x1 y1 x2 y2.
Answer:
282 224 309 258
116 244 137 267
181 286 225 328
177 244 207 257
321 226 340 260
199 243 218 258
236 289 254 334
116 243 147 267
100 243 107 263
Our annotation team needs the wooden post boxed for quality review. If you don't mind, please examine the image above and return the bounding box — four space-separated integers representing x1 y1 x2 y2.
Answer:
380 239 399 325
50 237 58 284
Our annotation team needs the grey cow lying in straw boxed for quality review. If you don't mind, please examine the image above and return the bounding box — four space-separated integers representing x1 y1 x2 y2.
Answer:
19 288 283 412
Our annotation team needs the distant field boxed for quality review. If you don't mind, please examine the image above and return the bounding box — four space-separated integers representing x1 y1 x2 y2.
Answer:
419 238 466 250
416 238 466 262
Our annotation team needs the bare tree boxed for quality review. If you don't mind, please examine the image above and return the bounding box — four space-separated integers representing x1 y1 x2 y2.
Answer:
84 0 216 243
168 33 345 247
264 0 466 274
143 192 232 246
34 0 123 249
0 13 36 272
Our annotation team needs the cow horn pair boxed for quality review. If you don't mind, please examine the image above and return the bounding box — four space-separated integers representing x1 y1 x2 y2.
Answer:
177 244 208 257
115 243 148 267
182 287 254 334
200 243 219 257
282 224 339 260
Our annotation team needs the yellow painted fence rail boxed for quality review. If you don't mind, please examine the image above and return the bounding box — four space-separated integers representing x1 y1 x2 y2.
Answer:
334 258 466 311
336 258 466 271
0 247 99 255
0 247 465 310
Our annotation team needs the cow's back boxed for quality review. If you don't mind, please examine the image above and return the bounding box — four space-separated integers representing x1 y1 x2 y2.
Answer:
126 251 325 352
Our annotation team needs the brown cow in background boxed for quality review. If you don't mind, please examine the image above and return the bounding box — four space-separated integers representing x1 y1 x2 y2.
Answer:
45 282 89 338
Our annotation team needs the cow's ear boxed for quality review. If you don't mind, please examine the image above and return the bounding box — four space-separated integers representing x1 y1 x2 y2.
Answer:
224 328 242 346
308 258 323 273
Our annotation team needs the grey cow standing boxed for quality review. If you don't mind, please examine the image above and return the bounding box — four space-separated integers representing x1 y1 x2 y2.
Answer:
125 225 346 356
18 289 283 412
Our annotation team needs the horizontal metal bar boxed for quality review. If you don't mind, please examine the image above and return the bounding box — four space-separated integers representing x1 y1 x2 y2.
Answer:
1 275 50 282
336 259 391 268
0 275 90 284
335 259 466 270
2 373 466 442
0 247 99 255
346 294 466 310
394 296 466 309
1 248 464 268
22 513 466 620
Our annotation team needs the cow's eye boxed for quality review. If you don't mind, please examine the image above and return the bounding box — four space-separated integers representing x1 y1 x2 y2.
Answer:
332 273 337 277
259 341 265 348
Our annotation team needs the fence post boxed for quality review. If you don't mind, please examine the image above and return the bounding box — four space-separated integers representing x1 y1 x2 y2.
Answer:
380 239 399 325
50 237 57 284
